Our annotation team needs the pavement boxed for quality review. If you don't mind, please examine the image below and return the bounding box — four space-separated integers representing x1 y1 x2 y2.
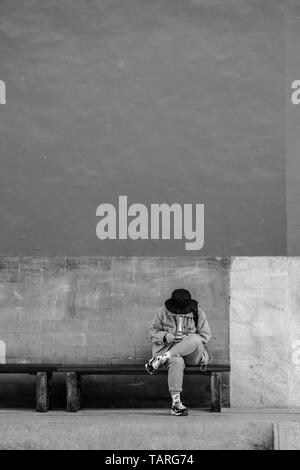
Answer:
0 408 300 450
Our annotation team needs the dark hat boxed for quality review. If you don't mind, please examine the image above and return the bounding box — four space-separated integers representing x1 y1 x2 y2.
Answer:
165 289 197 315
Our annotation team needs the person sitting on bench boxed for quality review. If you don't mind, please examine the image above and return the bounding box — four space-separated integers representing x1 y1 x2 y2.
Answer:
145 289 212 416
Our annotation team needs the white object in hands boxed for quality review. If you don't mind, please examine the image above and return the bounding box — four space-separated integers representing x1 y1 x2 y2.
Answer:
174 315 184 342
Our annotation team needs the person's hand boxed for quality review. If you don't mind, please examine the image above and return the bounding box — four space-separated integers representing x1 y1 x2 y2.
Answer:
165 332 175 343
173 333 184 343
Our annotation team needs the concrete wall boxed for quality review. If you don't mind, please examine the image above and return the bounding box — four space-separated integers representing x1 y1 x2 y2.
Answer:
1 256 300 409
286 0 300 255
230 257 300 408
0 0 286 256
0 257 230 408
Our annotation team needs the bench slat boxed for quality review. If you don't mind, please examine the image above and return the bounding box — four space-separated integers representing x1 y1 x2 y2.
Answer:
0 363 230 374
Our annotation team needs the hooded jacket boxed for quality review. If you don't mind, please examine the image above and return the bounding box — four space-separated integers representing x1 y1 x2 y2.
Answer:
149 306 212 356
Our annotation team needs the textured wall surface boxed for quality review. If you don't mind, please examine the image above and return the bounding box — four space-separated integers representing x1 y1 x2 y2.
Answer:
2 256 299 409
0 0 285 256
230 257 300 408
0 256 230 407
286 0 300 255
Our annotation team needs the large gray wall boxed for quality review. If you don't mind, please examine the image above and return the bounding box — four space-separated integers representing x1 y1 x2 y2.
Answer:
286 1 300 255
0 0 286 256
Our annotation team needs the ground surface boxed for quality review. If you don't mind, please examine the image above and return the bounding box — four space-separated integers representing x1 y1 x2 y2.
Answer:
0 408 299 450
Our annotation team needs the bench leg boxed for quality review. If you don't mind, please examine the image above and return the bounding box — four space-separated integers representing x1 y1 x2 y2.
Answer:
66 372 81 412
36 372 50 412
210 372 221 412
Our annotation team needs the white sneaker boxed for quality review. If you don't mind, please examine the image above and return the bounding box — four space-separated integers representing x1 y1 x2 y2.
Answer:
171 400 188 416
145 355 165 375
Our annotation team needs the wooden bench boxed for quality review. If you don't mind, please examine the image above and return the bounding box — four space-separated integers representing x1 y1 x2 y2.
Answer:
0 363 230 413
